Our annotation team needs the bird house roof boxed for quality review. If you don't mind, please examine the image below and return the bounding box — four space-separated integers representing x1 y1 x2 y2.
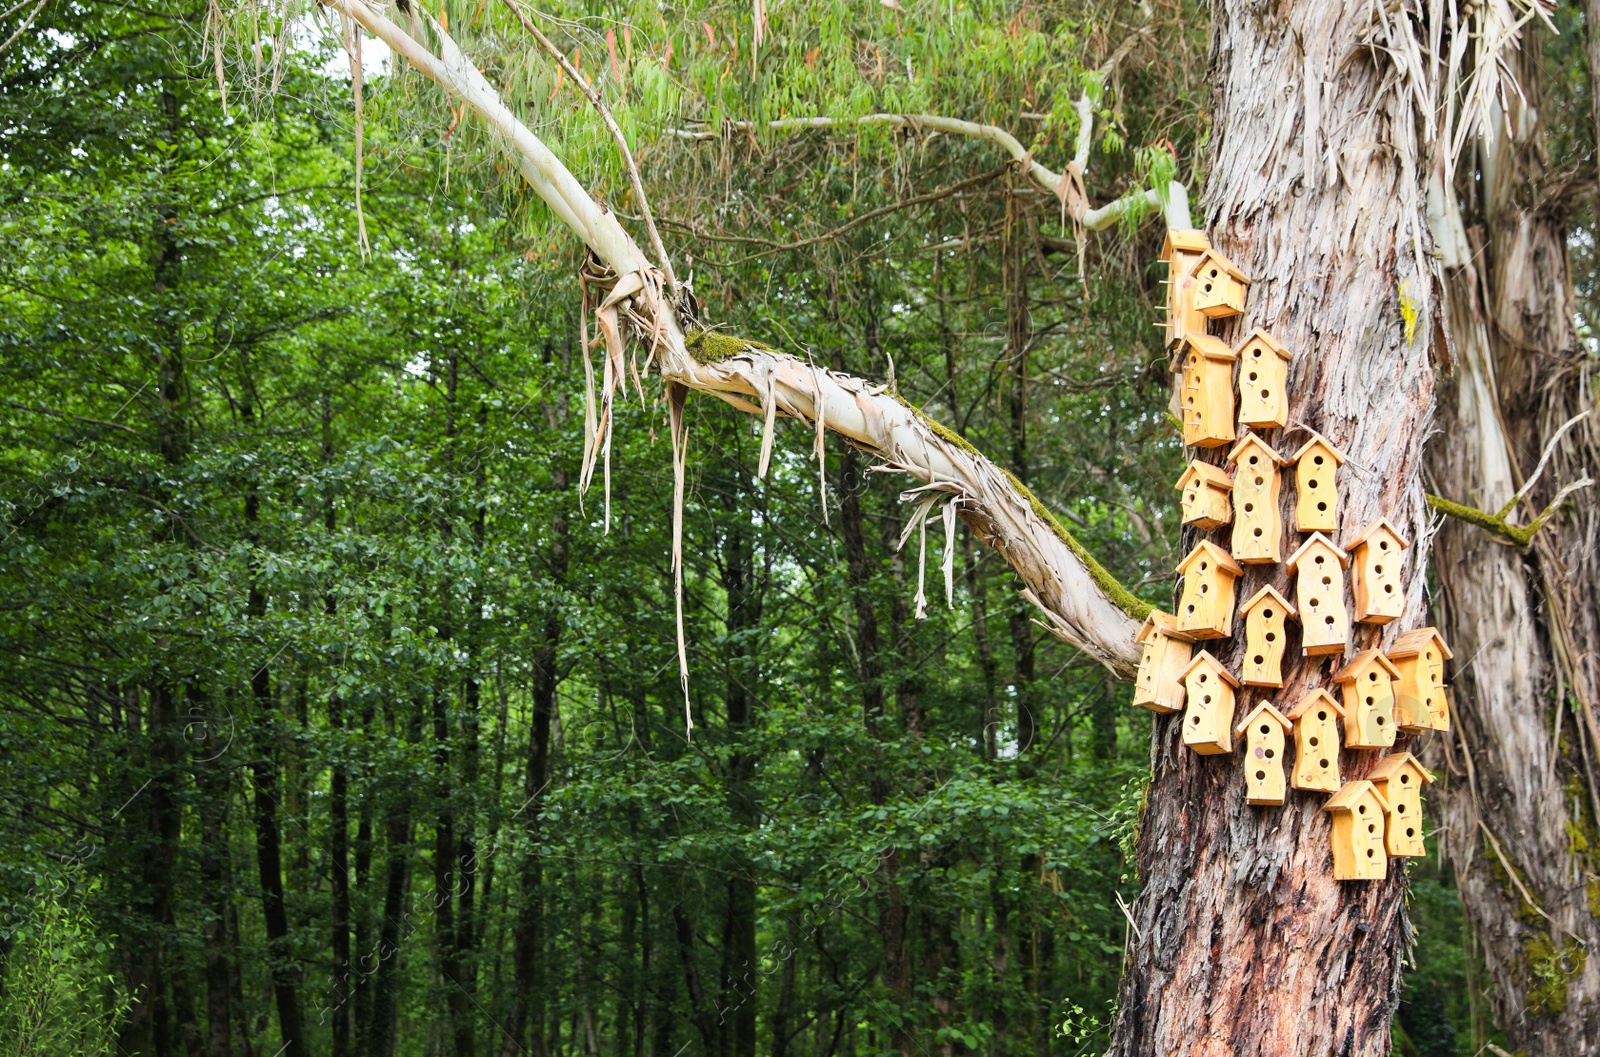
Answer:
1238 328 1291 361
1238 584 1298 620
1367 751 1435 786
1324 779 1390 815
1136 609 1192 644
1387 626 1453 661
1345 517 1410 553
1289 430 1348 466
1286 687 1346 720
1187 247 1251 283
1284 532 1349 573
1333 648 1403 684
1180 334 1239 362
1178 649 1241 688
1176 539 1244 577
1175 460 1233 491
1161 229 1211 258
1234 701 1292 737
1227 433 1288 467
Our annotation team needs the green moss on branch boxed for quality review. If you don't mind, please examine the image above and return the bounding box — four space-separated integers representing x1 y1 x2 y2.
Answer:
1427 493 1541 547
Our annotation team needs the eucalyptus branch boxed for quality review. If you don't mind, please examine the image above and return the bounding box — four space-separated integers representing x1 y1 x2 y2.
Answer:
670 112 1193 230
322 0 1146 677
499 0 679 298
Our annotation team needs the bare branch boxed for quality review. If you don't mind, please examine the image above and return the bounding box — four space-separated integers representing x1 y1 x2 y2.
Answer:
670 112 1193 229
0 0 47 57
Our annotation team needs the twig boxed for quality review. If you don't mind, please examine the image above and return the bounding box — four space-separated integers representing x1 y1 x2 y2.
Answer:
656 164 1007 256
501 0 679 298
0 0 47 56
1427 475 1594 547
1502 409 1590 516
4 400 139 434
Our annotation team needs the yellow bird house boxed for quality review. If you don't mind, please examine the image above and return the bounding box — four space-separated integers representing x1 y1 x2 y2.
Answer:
1238 585 1297 688
1178 335 1239 449
1189 248 1250 320
1367 752 1434 858
1175 460 1233 530
1133 610 1194 715
1227 434 1288 564
1161 229 1212 350
1323 780 1391 881
1179 650 1240 755
1234 701 1292 804
1285 533 1350 656
1346 518 1409 625
1175 540 1244 640
1236 330 1292 429
1387 627 1453 734
1290 431 1346 534
1286 688 1345 793
1333 649 1403 750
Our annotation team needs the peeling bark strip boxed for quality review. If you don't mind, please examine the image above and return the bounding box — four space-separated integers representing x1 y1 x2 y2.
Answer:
1107 0 1438 1053
323 0 1147 674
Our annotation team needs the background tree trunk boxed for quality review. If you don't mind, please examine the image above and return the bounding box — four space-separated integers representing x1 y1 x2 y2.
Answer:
1427 30 1600 1053
1108 1 1440 1051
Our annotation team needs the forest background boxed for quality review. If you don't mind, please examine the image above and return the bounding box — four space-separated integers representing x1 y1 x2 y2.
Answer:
1 1 1592 1056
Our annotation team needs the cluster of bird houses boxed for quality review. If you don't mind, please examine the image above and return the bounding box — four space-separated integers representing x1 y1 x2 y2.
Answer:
1130 229 1456 881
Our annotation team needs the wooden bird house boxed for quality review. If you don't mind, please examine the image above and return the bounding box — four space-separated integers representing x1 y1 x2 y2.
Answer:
1347 518 1409 625
1178 335 1239 449
1179 650 1240 755
1367 752 1433 858
1388 627 1453 733
1161 229 1211 349
1133 610 1193 715
1175 540 1244 640
1228 434 1288 564
1175 460 1233 530
1333 649 1403 750
1285 533 1350 656
1238 585 1297 687
1323 780 1390 880
1236 330 1292 429
1290 431 1346 534
1287 688 1345 793
1189 248 1250 319
1234 702 1292 804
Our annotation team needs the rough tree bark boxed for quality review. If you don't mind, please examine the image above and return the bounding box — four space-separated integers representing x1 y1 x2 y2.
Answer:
1427 31 1600 1052
1106 0 1440 1051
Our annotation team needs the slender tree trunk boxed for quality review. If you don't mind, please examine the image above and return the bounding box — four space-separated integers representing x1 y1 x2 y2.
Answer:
195 716 234 1057
502 335 572 1057
242 394 309 1057
1108 3 1441 1050
1004 190 1038 756
717 466 759 1057
325 391 354 1057
1427 31 1600 1052
119 86 188 1057
365 780 415 1057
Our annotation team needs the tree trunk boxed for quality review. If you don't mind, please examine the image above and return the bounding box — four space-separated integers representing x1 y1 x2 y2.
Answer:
716 471 759 1057
325 392 354 1057
1108 3 1441 1051
501 338 571 1057
1427 31 1600 1052
1003 190 1038 756
195 719 234 1057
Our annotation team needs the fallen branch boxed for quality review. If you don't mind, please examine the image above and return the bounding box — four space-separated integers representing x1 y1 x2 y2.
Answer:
325 0 1147 678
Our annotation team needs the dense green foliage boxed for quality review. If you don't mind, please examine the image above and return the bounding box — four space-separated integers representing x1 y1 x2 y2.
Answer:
0 2 1505 1056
